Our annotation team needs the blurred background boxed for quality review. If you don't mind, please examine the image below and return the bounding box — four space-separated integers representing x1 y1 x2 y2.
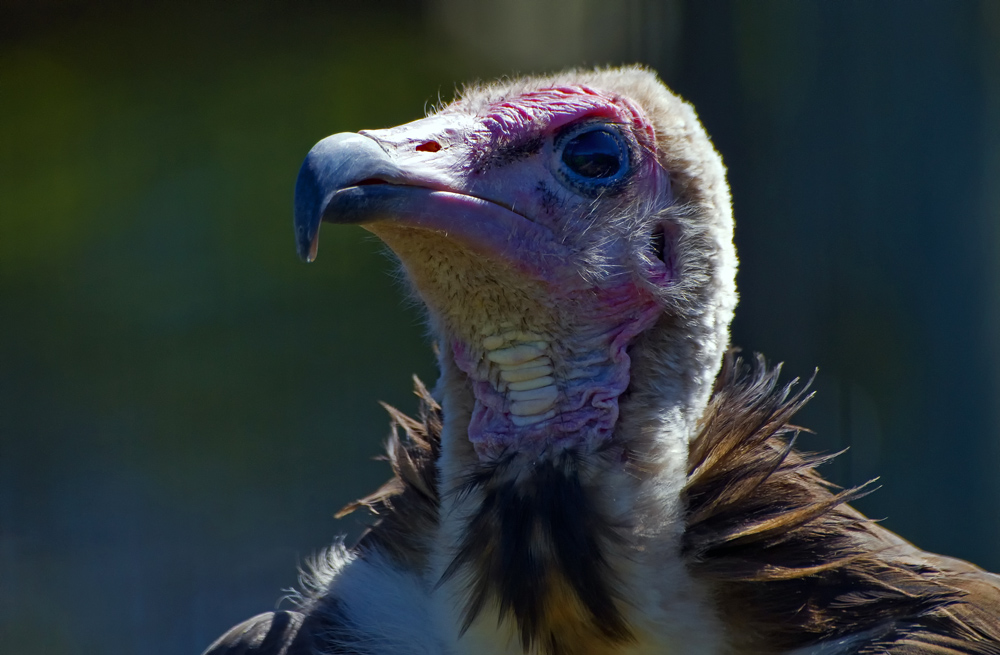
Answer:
1 1 998 652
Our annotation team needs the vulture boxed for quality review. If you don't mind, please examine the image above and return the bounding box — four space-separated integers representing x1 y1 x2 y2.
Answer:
204 67 1000 655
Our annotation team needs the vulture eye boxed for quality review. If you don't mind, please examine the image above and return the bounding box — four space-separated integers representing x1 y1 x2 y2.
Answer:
562 129 625 178
555 125 630 193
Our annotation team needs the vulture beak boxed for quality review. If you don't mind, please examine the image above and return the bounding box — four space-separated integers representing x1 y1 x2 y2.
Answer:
293 128 561 269
293 133 401 262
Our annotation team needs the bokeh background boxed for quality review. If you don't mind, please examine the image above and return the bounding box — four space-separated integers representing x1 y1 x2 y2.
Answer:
2 1 999 652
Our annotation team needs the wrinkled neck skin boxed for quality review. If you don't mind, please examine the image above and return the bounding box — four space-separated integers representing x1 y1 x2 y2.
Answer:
374 224 678 460
372 216 729 496
451 276 662 460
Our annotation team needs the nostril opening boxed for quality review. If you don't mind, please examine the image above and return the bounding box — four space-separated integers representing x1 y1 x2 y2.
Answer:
415 141 442 153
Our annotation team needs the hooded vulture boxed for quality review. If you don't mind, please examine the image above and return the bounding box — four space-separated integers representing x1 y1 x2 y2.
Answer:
204 67 1000 655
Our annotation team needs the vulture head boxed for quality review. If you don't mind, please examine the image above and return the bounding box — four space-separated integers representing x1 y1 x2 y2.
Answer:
206 66 1000 655
296 68 736 462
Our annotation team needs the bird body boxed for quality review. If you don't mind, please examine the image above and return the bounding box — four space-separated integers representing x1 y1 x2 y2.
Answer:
205 67 1000 655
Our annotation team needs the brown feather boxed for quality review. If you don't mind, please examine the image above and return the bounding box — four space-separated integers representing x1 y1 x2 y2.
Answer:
685 354 1000 653
339 375 442 572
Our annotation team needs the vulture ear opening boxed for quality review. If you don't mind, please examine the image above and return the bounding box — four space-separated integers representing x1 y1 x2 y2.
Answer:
644 220 678 290
650 224 666 262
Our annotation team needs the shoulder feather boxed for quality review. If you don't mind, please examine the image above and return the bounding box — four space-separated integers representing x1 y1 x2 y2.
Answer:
337 376 442 571
687 354 1000 653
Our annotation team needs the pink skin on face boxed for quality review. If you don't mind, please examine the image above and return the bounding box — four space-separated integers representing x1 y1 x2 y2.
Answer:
312 85 672 458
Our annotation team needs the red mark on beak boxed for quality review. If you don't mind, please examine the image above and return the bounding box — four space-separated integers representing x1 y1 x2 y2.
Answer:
415 141 442 152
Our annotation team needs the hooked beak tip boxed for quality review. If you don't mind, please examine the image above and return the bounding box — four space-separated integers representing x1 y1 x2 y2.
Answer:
295 219 320 262
295 217 321 263
294 156 325 262
298 236 319 263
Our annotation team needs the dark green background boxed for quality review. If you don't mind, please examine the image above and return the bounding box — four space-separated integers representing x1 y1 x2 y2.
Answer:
1 1 998 653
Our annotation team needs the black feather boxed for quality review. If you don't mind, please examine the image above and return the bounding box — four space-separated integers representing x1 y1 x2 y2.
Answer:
441 453 633 653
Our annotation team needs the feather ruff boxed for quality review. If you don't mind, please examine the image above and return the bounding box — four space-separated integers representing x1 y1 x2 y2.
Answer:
336 355 1000 654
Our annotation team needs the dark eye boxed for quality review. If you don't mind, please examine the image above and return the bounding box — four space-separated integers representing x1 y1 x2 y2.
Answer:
560 128 627 179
